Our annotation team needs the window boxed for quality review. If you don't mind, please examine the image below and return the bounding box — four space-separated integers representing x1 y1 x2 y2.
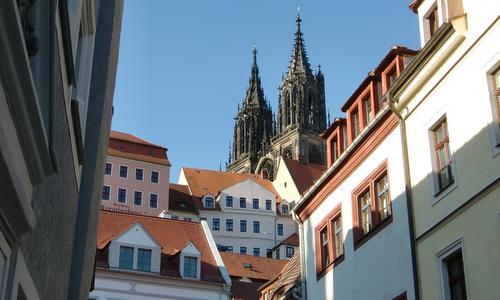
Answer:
332 138 339 162
352 162 392 246
351 109 360 139
151 171 159 183
363 95 372 125
281 204 289 214
119 165 128 178
240 247 247 255
105 163 112 175
359 191 372 235
119 246 133 269
432 119 454 191
252 198 259 209
253 248 260 256
226 219 233 232
212 218 220 231
385 66 398 93
426 5 439 39
183 256 198 278
445 251 467 300
240 220 247 232
319 227 329 268
376 174 391 221
266 249 272 258
276 249 280 259
265 199 272 211
118 188 127 203
286 246 294 258
253 221 260 233
277 224 284 236
149 194 158 208
135 168 144 180
137 249 151 272
332 216 343 258
205 197 214 208
240 197 246 208
227 246 233 252
314 204 344 275
226 196 233 207
493 66 500 126
134 191 143 206
101 185 111 200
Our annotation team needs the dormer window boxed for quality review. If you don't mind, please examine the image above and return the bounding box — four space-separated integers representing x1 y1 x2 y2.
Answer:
137 249 151 272
362 95 372 125
351 109 360 139
423 3 441 43
119 246 134 269
204 196 214 208
332 137 339 162
180 242 201 280
183 256 198 278
281 204 289 214
111 223 160 274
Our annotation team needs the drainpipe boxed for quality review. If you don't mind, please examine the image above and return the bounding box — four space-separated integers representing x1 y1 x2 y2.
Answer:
388 93 420 300
292 211 306 300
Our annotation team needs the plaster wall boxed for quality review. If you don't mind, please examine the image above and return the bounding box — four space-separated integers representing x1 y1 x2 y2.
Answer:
303 126 415 300
101 155 170 216
90 271 229 300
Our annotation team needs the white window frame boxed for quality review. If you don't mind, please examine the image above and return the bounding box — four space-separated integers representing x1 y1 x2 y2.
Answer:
204 196 215 208
117 187 127 204
419 0 445 46
133 190 143 206
180 248 201 280
101 185 111 201
149 193 159 209
105 162 112 176
150 170 160 184
119 165 128 179
483 56 500 156
436 237 468 300
426 112 458 205
281 204 289 214
135 168 144 181
212 218 220 231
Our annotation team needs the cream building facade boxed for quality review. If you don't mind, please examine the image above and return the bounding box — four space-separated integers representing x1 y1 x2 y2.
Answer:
390 0 500 298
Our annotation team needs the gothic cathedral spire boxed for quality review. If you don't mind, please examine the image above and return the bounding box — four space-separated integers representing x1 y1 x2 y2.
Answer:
227 47 273 174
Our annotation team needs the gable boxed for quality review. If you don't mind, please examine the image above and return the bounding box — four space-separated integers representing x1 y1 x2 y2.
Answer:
222 178 276 199
182 241 201 256
114 223 160 248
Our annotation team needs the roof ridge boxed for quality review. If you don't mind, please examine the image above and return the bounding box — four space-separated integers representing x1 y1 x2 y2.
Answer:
100 209 200 225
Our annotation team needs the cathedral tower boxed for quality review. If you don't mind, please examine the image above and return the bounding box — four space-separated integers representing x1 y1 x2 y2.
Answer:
273 14 327 165
227 47 273 174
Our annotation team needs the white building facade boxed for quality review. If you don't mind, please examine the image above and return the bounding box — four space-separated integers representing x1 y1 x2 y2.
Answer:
391 0 500 298
293 48 418 299
179 168 297 258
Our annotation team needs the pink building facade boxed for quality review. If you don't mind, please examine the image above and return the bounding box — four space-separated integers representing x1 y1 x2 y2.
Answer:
100 131 171 216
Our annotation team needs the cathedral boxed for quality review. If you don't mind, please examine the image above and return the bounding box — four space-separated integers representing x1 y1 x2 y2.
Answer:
227 14 327 180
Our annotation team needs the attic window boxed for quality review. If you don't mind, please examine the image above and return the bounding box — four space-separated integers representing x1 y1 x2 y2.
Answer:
205 197 214 208
243 263 252 269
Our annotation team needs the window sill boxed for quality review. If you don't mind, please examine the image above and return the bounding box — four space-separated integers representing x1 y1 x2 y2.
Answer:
353 215 393 251
432 181 458 206
316 255 344 280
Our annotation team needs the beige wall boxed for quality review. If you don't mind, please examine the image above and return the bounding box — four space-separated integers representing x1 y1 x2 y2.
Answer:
101 155 170 216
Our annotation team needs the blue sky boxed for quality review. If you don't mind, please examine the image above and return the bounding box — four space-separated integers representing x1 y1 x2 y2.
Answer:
111 1 419 182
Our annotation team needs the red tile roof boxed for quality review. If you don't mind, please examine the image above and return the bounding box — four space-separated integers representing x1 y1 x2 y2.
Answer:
110 131 166 149
108 131 171 166
276 233 299 248
340 46 417 112
220 252 288 281
265 251 301 299
231 280 263 300
96 210 223 283
169 184 197 213
282 158 326 195
182 167 282 203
